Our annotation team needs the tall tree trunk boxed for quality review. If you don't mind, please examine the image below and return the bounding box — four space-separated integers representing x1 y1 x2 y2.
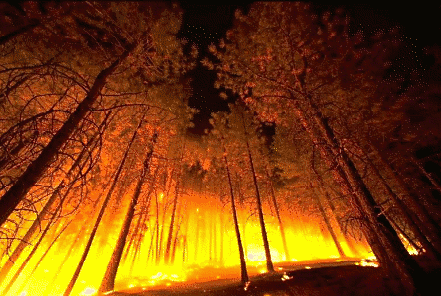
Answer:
45 187 105 293
311 167 361 256
0 185 60 284
0 112 109 284
388 216 421 253
224 152 249 284
361 148 441 260
164 154 183 265
99 132 157 293
157 171 173 264
266 169 290 261
1 205 60 295
0 44 136 227
129 176 156 268
123 215 142 264
124 165 159 264
367 143 441 253
182 235 187 263
171 214 183 265
323 189 362 256
155 192 161 265
17 219 72 293
240 110 274 272
245 140 274 272
370 144 441 255
146 225 157 265
236 179 248 259
310 182 345 257
297 99 425 294
45 228 82 291
63 116 142 296
296 106 388 263
412 156 441 194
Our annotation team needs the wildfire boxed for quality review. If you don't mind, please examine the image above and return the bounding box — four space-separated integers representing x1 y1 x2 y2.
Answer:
0 192 370 296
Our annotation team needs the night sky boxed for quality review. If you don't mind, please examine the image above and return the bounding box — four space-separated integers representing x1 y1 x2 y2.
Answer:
177 3 252 135
177 3 441 135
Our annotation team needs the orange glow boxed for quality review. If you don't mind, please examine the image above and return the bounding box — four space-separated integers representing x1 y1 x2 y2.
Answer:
0 187 371 296
81 287 97 295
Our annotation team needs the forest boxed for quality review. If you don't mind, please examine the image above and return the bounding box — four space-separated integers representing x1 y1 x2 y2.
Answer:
0 2 440 296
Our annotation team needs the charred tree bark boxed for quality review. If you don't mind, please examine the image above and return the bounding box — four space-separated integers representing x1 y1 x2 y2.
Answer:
164 147 184 265
0 185 60 284
240 110 274 272
245 139 274 272
388 216 421 253
182 235 187 263
412 156 441 194
124 165 159 264
0 114 108 284
123 215 142 264
99 133 157 293
323 188 362 256
0 44 135 227
146 225 157 265
63 116 142 296
311 167 361 256
266 170 290 261
376 150 441 255
155 192 161 265
362 149 441 260
236 178 248 259
224 152 249 284
296 99 425 295
310 182 345 257
171 214 183 265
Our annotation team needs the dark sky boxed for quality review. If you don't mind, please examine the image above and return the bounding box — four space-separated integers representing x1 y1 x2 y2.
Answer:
178 3 441 135
178 3 253 135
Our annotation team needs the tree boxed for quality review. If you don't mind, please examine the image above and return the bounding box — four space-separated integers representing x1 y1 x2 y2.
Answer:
0 1 191 228
0 111 111 285
99 131 157 293
207 3 427 294
205 116 249 285
63 117 144 296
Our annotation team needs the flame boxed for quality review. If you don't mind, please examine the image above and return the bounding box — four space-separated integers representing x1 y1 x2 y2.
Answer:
0 190 371 296
81 287 97 295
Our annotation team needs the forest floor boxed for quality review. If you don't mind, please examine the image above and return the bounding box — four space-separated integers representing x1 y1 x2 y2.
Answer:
108 257 441 296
